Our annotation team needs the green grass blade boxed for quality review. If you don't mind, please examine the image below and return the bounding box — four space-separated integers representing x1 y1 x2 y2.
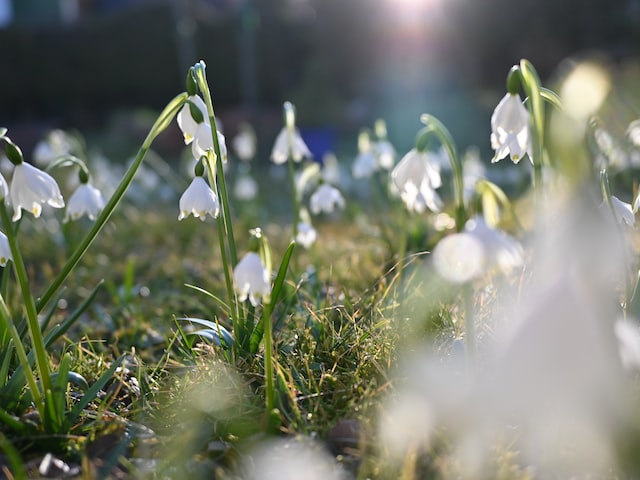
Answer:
68 354 125 423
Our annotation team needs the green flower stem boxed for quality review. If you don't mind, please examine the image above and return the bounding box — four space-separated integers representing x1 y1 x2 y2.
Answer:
192 63 238 266
0 204 53 414
288 156 301 240
0 293 44 420
519 59 546 206
36 93 188 313
262 299 275 414
419 114 466 232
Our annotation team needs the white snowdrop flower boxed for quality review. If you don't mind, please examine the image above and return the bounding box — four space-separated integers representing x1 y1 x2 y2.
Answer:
296 221 317 249
391 148 443 213
309 183 345 215
64 182 105 222
10 162 64 221
490 93 531 164
192 123 228 162
271 127 312 165
0 171 8 201
433 232 486 284
234 251 271 307
608 196 635 227
33 130 73 166
464 215 523 274
177 95 208 144
178 176 219 221
0 231 11 266
321 152 341 186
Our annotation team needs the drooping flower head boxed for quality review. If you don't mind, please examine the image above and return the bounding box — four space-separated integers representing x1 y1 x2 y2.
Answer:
373 119 396 170
178 163 219 221
352 129 377 179
177 95 228 163
10 162 65 221
64 173 105 222
391 148 443 213
270 101 312 164
309 183 345 215
234 251 271 307
490 92 531 164
231 122 257 161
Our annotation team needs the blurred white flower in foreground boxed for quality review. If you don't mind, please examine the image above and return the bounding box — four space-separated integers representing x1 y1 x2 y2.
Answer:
64 182 105 222
391 148 442 213
10 162 64 221
178 176 219 221
242 437 345 480
233 251 271 306
607 196 635 227
309 183 345 215
271 127 312 165
433 216 523 283
0 231 11 266
614 318 640 370
490 93 531 164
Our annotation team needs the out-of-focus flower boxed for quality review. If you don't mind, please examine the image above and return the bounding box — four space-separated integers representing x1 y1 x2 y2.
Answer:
374 139 396 170
615 318 640 370
64 181 105 222
352 129 377 179
434 215 523 283
0 231 11 266
234 251 271 306
234 174 258 201
296 221 317 249
391 148 443 213
33 130 73 166
178 176 219 221
232 123 257 161
490 93 531 164
309 183 345 215
271 127 312 165
608 196 635 227
462 146 486 204
10 162 64 221
321 152 341 186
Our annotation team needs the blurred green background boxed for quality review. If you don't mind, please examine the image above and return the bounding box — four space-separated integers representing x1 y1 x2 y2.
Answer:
0 0 637 159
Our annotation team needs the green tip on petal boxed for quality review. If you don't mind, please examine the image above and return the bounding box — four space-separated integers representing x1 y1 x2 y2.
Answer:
506 66 522 95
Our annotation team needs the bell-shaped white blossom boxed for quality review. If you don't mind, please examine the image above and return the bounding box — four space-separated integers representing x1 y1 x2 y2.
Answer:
270 127 312 164
608 196 635 227
296 221 317 249
10 162 64 221
192 123 228 162
178 176 219 221
0 172 8 201
490 93 531 164
234 174 258 201
0 231 11 267
391 148 443 213
309 183 345 215
234 251 271 306
177 95 208 144
465 215 523 273
64 182 105 222
32 130 73 166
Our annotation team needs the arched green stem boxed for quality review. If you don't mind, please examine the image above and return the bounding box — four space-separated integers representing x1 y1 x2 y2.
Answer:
419 114 466 231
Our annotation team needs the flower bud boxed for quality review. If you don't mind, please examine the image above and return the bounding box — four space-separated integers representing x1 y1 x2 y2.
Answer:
194 159 205 177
